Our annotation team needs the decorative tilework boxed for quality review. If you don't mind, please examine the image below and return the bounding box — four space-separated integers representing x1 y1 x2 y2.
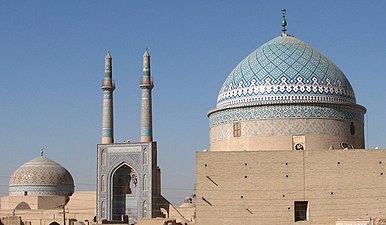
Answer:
108 153 141 175
209 104 364 128
102 129 113 137
210 123 232 143
216 36 356 108
210 118 363 143
9 156 74 196
110 153 140 165
9 185 74 196
97 142 156 221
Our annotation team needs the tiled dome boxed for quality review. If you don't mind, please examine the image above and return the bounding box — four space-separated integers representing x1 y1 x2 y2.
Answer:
216 35 356 109
9 156 74 196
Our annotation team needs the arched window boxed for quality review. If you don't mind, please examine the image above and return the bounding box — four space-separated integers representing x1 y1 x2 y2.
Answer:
101 175 106 192
101 150 106 165
143 148 148 164
143 200 147 217
143 174 147 191
101 201 105 218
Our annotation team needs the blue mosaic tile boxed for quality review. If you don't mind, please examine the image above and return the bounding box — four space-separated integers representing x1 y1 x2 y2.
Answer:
9 156 74 196
209 104 364 128
216 36 356 108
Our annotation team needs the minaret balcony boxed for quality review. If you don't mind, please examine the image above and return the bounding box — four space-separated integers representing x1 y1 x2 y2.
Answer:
101 79 115 90
140 77 154 89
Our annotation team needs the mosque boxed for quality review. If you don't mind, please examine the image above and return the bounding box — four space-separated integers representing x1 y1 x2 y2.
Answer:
0 151 96 225
195 11 386 225
0 49 194 225
1 10 386 225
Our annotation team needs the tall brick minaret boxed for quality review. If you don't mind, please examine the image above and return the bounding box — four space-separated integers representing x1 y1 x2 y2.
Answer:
101 50 115 144
140 49 154 142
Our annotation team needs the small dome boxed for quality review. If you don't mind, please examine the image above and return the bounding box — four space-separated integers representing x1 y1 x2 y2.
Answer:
9 156 74 196
216 35 356 109
179 197 194 208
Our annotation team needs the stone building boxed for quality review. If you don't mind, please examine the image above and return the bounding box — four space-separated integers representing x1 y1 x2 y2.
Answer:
0 49 192 225
96 49 169 224
195 12 386 225
4 9 386 225
96 142 164 224
0 153 95 225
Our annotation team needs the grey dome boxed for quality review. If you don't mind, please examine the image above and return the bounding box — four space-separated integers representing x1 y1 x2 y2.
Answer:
9 156 74 196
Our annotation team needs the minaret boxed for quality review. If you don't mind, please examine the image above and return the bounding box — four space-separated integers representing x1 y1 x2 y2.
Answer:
140 49 154 142
101 50 115 144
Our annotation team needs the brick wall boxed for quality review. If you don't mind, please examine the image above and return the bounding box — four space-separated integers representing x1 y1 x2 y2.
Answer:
196 149 386 225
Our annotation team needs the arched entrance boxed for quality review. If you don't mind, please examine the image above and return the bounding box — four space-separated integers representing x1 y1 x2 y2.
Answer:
112 164 137 220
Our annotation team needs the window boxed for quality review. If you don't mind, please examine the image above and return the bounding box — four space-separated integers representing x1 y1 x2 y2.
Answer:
101 201 105 218
233 122 241 137
101 149 106 165
101 175 106 192
143 201 147 217
143 148 148 164
143 174 147 191
294 201 308 222
350 122 355 135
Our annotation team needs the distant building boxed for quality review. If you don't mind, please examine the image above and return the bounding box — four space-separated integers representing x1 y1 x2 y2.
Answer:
196 12 386 225
96 49 195 225
96 49 170 224
0 154 95 225
4 10 386 225
0 49 192 225
7 154 74 207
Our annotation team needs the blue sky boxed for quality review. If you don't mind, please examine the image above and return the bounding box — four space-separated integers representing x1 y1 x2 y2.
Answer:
0 1 385 204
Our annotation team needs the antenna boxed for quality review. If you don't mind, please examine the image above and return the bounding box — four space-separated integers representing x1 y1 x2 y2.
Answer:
281 9 287 35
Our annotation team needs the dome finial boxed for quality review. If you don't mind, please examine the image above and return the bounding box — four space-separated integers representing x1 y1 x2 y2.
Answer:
105 49 112 59
40 148 44 156
281 9 287 35
143 47 150 57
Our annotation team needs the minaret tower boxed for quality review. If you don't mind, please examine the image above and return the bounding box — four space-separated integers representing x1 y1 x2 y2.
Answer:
140 49 154 142
101 50 115 144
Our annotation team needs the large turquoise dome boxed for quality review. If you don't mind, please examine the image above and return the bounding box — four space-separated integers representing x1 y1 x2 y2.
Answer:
209 33 366 152
216 35 356 109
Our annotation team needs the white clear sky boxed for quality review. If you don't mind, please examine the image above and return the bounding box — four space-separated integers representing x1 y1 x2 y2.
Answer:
1 1 385 204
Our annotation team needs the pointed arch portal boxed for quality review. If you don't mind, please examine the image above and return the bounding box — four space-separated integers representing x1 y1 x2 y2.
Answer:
112 164 137 220
97 142 157 223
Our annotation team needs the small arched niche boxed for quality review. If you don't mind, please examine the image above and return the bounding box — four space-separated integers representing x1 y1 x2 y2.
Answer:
15 201 31 210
